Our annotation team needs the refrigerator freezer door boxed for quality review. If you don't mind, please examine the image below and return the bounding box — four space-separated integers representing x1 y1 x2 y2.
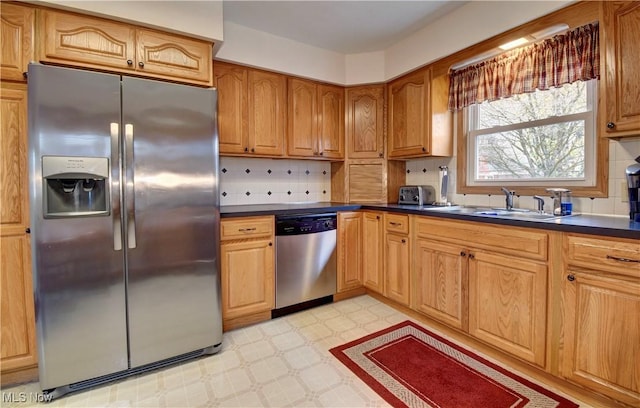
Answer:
121 77 222 367
28 64 128 389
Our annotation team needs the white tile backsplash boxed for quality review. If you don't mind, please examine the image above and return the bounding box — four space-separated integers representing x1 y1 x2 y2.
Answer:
404 138 640 217
219 157 331 205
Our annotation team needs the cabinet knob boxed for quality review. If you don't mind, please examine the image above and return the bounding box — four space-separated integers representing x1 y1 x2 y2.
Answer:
401 239 406 244
138 61 145 68
269 242 273 246
127 60 133 66
319 151 324 156
460 251 466 257
379 152 383 158
376 215 380 220
25 227 31 234
22 72 28 79
606 122 615 129
251 148 255 153
468 254 475 260
421 147 426 152
244 147 249 152
567 274 576 282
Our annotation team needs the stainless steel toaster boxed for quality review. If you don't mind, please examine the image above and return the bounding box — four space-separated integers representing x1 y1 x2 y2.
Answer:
398 185 435 205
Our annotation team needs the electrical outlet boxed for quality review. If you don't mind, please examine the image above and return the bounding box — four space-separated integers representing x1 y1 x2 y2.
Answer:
621 182 629 203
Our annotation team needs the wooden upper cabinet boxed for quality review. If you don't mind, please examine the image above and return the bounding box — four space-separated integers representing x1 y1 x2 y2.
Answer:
346 85 385 159
388 68 430 157
39 10 136 71
0 3 34 82
248 69 286 156
135 29 212 85
288 78 317 157
288 78 344 159
213 61 248 154
38 9 212 86
317 84 344 159
388 67 452 158
601 1 640 137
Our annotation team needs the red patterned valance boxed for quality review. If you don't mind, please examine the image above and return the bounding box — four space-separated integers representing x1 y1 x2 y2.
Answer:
448 22 599 111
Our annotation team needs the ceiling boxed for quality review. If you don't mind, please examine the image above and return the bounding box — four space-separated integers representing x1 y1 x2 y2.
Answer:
223 1 469 54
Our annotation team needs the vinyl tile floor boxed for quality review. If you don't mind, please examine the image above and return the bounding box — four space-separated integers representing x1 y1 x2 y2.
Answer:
2 295 591 408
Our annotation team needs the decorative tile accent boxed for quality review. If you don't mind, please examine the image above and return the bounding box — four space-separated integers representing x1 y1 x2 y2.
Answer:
219 157 331 205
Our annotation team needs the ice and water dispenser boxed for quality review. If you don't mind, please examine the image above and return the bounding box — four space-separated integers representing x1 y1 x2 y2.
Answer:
42 156 109 217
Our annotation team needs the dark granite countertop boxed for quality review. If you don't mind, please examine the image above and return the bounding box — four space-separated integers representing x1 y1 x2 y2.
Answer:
221 202 640 240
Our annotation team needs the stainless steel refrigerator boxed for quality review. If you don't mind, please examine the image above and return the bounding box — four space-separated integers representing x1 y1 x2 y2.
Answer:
28 64 222 398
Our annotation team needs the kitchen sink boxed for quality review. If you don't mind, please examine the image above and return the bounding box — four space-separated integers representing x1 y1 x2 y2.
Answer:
419 205 563 220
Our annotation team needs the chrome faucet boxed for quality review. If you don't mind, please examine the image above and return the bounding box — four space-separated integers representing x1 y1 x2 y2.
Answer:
501 187 515 210
533 195 545 213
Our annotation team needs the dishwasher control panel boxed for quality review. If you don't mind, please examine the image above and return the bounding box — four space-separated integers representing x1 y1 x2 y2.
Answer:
276 213 337 236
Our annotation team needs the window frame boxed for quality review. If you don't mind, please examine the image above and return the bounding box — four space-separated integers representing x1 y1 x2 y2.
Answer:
456 82 609 198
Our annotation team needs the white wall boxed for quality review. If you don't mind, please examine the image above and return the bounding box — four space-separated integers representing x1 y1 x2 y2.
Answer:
384 1 573 80
216 22 345 84
36 0 224 42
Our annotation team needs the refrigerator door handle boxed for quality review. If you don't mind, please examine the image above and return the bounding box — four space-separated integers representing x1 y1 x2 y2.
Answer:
111 122 123 251
125 123 137 249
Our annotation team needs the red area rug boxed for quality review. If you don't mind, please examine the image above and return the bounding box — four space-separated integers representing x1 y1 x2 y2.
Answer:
330 321 578 408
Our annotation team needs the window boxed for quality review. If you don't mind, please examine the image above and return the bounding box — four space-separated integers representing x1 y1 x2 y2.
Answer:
466 80 597 188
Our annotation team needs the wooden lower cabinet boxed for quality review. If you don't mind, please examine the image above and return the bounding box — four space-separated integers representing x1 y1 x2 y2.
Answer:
468 251 547 368
362 212 383 293
337 212 363 292
385 232 410 306
1 83 38 382
562 268 640 406
220 217 274 330
412 238 467 330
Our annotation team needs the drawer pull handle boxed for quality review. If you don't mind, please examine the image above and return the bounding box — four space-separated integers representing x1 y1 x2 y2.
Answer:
606 255 640 263
389 222 401 226
238 227 257 232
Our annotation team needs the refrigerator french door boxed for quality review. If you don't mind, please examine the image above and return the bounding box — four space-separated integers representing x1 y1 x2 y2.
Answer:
28 64 222 397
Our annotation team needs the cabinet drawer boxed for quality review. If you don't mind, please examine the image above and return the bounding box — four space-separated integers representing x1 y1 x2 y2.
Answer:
385 213 409 234
414 217 548 261
221 216 274 240
565 234 640 278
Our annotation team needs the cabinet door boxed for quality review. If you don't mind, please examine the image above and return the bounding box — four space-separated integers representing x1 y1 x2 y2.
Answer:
0 84 37 372
39 10 136 71
0 3 34 82
214 62 248 154
468 251 547 367
388 68 430 158
385 233 410 306
317 84 344 159
337 212 362 292
287 78 317 157
602 2 640 137
346 85 385 159
562 269 640 406
136 29 212 85
220 239 274 319
362 212 383 293
413 239 467 330
248 69 286 156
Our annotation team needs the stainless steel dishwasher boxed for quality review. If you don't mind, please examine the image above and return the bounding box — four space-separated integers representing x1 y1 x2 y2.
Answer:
273 213 337 317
